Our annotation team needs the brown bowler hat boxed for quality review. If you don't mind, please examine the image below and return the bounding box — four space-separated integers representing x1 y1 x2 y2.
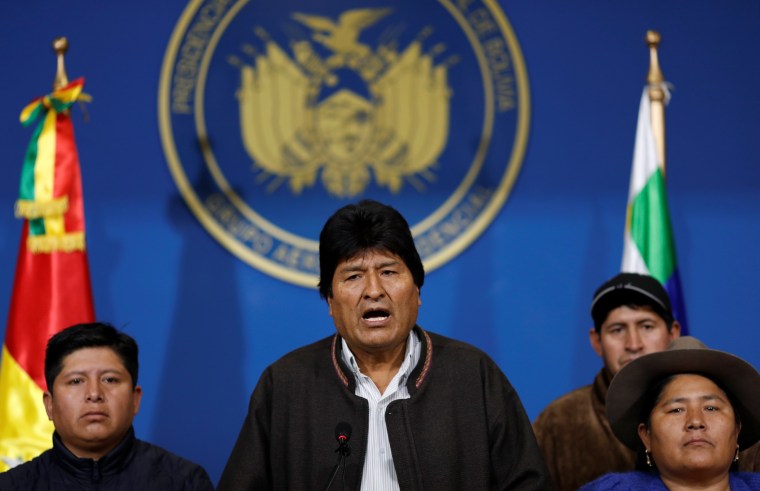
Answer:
606 336 760 450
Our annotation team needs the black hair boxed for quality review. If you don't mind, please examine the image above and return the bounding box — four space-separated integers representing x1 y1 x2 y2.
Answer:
318 199 424 299
45 322 139 393
634 373 741 472
593 302 676 333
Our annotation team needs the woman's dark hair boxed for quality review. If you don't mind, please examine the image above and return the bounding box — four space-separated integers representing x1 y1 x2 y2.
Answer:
44 322 139 393
635 373 742 472
318 200 424 299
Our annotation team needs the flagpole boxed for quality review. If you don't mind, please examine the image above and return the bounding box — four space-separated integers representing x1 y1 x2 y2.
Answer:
53 37 70 90
0 38 95 471
646 30 667 177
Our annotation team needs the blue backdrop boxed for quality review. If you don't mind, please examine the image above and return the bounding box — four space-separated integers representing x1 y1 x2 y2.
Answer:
1 1 759 484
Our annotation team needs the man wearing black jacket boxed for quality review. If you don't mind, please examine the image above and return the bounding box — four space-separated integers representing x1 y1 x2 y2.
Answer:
0 322 214 490
218 200 550 490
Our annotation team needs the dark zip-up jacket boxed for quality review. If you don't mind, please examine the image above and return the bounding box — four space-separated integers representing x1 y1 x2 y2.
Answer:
217 327 551 490
0 427 214 490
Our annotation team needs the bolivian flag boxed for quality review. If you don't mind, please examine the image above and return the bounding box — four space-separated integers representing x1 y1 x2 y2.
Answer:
621 87 688 333
0 78 95 470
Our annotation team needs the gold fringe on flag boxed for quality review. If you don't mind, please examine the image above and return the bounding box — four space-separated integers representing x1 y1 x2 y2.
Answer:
26 232 85 254
14 197 69 220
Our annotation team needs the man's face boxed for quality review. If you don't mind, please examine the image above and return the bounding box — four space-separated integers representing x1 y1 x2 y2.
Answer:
589 305 680 376
328 249 421 360
43 347 142 460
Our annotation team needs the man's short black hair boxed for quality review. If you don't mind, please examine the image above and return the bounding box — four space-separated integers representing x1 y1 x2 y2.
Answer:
45 322 139 393
318 199 425 299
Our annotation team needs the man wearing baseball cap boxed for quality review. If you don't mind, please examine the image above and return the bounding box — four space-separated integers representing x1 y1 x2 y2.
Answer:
532 272 682 491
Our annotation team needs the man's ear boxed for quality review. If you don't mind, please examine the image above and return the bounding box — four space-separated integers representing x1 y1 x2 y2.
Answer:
669 321 682 340
43 391 54 421
589 327 603 357
132 385 143 416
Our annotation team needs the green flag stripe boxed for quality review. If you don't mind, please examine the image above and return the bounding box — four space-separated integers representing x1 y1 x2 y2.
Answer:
19 120 45 202
629 168 676 283
29 217 46 236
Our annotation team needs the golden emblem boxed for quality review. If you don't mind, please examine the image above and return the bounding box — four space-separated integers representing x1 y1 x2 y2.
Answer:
161 0 529 286
237 8 451 197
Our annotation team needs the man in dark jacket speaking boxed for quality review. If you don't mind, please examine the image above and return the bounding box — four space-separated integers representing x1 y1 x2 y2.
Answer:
0 322 214 490
217 200 550 490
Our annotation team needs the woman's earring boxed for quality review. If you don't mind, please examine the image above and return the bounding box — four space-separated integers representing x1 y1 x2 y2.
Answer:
734 445 740 463
645 449 653 468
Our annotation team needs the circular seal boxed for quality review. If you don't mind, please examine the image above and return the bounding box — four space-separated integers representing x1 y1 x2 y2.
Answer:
159 0 530 288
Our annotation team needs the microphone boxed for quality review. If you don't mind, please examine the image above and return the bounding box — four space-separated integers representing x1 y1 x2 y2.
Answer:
323 422 352 491
335 422 352 448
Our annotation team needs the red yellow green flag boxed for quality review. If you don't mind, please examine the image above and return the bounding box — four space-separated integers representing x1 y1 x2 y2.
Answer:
0 78 95 470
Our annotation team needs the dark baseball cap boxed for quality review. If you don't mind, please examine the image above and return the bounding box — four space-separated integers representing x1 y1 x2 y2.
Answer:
590 273 673 331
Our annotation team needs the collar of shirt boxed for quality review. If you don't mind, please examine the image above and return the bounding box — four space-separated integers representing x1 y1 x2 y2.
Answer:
340 330 421 399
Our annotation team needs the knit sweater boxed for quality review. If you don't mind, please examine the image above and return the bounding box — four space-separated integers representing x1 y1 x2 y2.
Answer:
217 327 551 490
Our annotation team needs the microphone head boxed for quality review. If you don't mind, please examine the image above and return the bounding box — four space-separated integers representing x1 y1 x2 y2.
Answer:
335 422 352 444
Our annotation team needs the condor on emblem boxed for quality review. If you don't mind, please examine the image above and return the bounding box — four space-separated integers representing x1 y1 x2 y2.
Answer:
159 0 530 287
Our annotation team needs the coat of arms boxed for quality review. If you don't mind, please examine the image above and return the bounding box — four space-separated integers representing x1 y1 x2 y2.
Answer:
236 8 451 197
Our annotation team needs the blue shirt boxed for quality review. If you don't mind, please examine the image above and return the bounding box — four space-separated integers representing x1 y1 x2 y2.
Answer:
580 470 760 490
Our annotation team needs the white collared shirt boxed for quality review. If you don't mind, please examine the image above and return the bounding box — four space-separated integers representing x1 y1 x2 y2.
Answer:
341 330 421 491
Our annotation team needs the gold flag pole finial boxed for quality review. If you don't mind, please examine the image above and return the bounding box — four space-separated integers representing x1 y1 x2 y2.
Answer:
645 30 667 176
52 37 70 90
646 30 663 85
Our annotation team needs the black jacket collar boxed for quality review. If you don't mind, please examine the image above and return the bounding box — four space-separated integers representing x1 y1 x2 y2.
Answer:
52 426 137 481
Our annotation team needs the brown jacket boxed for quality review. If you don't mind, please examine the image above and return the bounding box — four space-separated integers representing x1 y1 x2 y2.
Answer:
533 369 760 491
533 370 634 491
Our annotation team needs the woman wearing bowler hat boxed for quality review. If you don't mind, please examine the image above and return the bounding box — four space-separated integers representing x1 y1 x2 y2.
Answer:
581 336 760 490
